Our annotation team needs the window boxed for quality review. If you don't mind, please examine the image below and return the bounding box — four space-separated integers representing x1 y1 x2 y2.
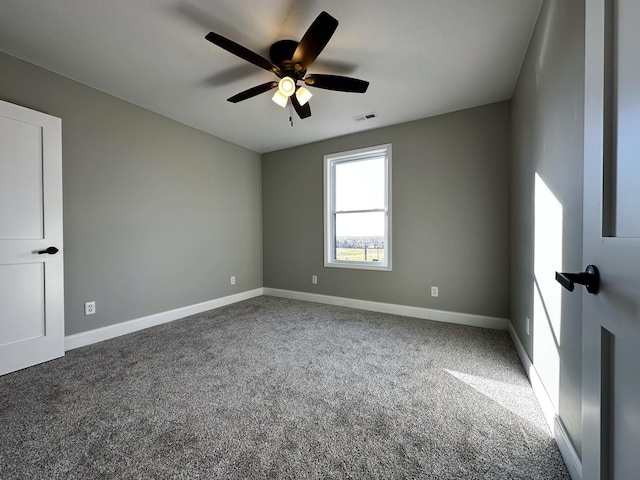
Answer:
324 144 391 271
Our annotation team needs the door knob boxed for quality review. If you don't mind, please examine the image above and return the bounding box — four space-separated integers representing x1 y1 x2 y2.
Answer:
555 265 599 294
37 246 59 255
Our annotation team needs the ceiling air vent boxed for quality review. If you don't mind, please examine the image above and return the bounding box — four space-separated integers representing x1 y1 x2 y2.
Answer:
352 112 378 122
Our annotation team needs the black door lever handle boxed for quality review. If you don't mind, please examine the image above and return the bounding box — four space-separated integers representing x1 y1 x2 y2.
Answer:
37 246 59 255
555 265 599 294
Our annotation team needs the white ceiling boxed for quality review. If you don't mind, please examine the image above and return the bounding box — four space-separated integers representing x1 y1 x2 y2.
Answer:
0 0 542 154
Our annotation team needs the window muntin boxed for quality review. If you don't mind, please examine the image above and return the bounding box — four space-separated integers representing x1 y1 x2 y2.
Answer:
324 144 391 271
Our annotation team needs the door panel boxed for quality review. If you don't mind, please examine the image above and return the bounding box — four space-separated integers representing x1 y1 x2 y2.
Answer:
0 263 45 345
614 0 640 237
0 115 44 239
611 335 640 479
582 0 640 478
0 100 63 376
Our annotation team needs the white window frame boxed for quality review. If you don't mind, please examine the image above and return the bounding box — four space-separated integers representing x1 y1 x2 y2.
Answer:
323 143 392 271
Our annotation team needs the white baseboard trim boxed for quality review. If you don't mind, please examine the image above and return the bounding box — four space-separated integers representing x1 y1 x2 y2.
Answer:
554 416 582 480
65 288 264 351
263 288 509 330
508 323 582 480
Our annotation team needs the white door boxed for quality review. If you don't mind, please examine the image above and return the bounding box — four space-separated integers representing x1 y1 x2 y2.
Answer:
581 0 640 478
0 100 64 376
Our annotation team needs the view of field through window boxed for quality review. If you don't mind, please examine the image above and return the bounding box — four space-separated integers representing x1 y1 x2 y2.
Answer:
336 236 385 262
334 156 385 262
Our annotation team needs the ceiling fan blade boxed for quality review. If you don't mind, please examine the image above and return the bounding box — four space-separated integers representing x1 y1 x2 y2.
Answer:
206 32 280 74
291 11 339 71
291 93 311 119
227 81 278 103
304 74 369 93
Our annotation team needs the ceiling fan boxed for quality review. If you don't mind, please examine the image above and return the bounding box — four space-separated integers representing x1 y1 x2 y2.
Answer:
205 11 369 120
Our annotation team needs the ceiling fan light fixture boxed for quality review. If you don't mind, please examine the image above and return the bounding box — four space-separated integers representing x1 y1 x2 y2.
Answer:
272 90 288 108
296 87 313 106
278 76 296 97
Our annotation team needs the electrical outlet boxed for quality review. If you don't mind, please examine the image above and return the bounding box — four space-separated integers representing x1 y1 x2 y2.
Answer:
230 276 236 285
85 301 96 316
526 316 531 335
431 286 439 297
312 275 318 284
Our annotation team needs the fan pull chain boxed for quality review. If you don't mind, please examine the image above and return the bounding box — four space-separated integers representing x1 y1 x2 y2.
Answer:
289 103 293 127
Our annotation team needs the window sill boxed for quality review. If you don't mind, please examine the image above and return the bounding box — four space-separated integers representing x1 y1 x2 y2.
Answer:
324 261 391 272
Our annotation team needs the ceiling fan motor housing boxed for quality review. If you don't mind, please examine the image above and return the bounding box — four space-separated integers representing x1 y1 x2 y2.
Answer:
270 40 306 79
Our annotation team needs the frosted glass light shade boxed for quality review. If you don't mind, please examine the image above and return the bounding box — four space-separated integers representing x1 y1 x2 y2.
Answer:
296 87 313 106
272 90 288 108
278 77 296 97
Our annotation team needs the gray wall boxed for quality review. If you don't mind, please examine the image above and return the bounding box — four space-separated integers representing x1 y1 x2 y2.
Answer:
510 1 584 455
0 52 263 336
263 102 510 319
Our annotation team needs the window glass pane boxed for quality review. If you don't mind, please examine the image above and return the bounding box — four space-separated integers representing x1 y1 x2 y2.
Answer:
335 157 385 211
335 212 385 262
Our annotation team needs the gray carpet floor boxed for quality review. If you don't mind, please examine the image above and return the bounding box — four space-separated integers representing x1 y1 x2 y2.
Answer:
0 296 570 479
